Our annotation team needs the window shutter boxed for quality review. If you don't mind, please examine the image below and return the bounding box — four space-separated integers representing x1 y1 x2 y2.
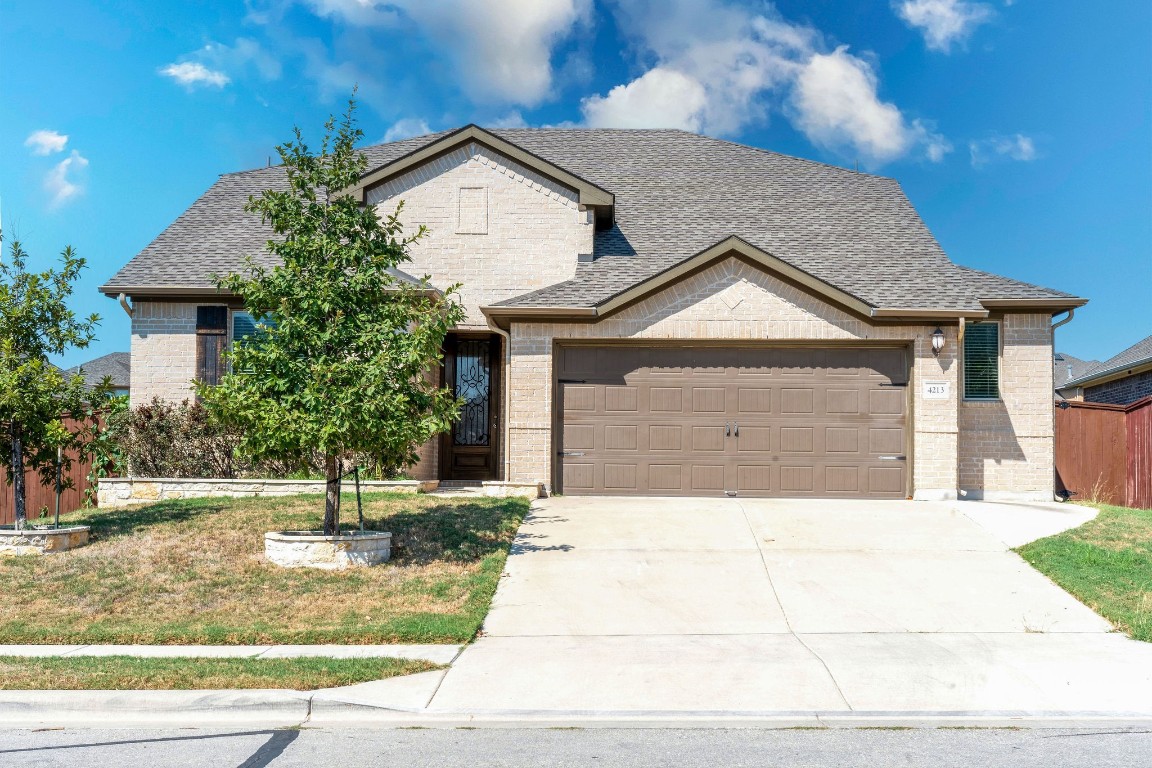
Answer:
963 322 1000 399
196 307 227 387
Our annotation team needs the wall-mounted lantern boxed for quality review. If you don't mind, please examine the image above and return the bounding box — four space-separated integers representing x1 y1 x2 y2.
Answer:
931 327 946 356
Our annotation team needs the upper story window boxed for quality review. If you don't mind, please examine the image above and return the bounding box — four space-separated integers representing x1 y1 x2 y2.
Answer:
963 321 1001 400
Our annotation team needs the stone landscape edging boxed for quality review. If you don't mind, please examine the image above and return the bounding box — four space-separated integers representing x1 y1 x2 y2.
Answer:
96 477 439 508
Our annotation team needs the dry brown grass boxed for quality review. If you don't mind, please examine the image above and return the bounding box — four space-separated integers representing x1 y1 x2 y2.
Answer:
0 492 528 644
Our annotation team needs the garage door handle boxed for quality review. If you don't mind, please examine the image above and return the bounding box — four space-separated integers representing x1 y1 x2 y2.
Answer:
725 422 730 436
558 451 585 457
879 455 907 461
733 422 739 436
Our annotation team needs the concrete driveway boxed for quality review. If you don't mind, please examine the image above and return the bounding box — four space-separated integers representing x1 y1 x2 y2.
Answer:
428 497 1152 719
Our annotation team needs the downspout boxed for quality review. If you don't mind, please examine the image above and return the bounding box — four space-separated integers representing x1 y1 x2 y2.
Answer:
117 293 134 318
1050 309 1075 501
488 322 512 483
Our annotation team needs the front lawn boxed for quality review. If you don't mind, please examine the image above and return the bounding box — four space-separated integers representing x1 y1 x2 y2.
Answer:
0 655 438 690
0 492 529 645
1017 503 1152 642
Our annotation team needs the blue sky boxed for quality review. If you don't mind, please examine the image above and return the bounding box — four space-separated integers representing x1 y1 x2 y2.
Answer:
2 0 1149 368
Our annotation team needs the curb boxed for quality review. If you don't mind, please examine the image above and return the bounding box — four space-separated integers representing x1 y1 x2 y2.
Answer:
3 690 1151 730
0 690 310 728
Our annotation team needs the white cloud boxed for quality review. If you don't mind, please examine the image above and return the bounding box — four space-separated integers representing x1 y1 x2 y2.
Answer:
159 61 231 89
300 0 590 107
969 133 1037 166
487 111 530 129
894 0 994 52
24 129 68 156
791 47 949 165
44 150 88 208
581 0 946 165
382 117 432 143
582 68 708 131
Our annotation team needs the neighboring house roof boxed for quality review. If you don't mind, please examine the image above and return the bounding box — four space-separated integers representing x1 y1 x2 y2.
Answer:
1053 352 1100 389
1065 334 1152 388
101 127 1083 316
66 352 130 390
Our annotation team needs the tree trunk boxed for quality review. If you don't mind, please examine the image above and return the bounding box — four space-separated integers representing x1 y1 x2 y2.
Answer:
10 421 26 531
324 452 340 536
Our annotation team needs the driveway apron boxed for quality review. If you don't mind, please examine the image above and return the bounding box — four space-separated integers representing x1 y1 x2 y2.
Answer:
428 497 1152 716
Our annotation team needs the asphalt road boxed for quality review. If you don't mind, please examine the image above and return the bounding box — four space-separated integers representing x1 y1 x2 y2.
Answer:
1 727 1149 767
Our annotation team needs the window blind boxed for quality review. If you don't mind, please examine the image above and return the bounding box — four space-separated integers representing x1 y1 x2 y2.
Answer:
964 322 1000 399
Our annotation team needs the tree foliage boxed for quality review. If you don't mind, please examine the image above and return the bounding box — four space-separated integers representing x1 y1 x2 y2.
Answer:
0 235 100 528
200 99 464 535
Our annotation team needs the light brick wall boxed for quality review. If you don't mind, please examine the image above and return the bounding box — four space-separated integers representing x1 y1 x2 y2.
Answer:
366 142 594 329
506 257 961 498
129 301 200 406
959 313 1055 500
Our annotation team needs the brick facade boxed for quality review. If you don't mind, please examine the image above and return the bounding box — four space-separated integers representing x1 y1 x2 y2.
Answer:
958 313 1055 500
129 301 201 406
365 142 594 329
505 257 965 500
1084 370 1152 405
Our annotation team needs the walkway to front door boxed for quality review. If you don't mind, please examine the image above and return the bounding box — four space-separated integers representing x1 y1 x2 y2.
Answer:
427 497 1152 716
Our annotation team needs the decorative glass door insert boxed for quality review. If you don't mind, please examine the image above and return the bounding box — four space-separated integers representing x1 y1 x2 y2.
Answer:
453 339 491 446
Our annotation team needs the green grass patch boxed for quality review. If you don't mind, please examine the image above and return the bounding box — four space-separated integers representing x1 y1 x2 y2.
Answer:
1016 503 1152 642
0 492 529 645
0 655 439 690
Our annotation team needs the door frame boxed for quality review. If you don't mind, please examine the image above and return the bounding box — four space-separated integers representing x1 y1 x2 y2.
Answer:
441 332 503 481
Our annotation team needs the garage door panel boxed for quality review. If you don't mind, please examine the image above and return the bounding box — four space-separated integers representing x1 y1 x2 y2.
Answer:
736 464 773 492
603 425 637 451
648 464 684 491
650 387 684 412
780 388 815 414
557 346 908 498
737 387 773 413
869 427 905 455
691 387 727 413
649 425 683 451
690 465 725 492
691 425 727 452
780 466 815 492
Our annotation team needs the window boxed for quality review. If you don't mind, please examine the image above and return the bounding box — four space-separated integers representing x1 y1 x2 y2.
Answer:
230 311 271 374
963 321 1000 400
195 306 227 386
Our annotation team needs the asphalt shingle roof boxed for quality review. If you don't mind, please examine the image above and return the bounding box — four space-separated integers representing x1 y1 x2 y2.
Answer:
1066 334 1152 386
66 352 130 390
103 128 1079 312
1053 352 1100 389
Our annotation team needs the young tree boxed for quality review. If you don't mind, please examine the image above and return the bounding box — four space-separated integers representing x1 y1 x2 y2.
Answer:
201 100 465 536
0 235 100 529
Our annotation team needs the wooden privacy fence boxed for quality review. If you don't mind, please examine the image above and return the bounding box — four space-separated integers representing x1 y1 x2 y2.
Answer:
0 416 96 526
1055 396 1152 509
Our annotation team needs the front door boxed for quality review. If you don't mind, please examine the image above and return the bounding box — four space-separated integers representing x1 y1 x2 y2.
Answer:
442 334 501 481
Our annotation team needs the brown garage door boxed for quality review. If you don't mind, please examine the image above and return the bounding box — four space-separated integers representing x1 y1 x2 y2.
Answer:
557 346 909 498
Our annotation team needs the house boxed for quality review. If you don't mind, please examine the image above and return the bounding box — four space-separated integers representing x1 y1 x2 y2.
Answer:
100 126 1086 502
66 351 131 397
1054 351 1100 400
1058 334 1152 405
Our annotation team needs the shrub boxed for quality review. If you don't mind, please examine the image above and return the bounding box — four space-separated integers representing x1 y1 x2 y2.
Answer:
115 398 405 480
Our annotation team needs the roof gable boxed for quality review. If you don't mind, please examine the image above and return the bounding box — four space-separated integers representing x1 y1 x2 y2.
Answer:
348 125 614 217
